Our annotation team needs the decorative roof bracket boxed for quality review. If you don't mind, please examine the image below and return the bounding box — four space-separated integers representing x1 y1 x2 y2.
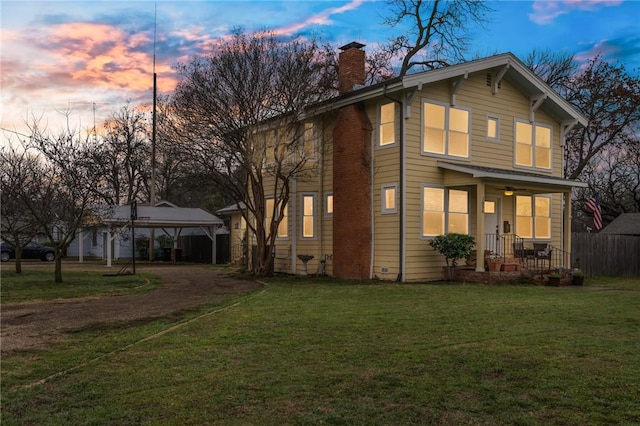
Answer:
450 73 468 106
493 64 509 94
404 89 418 119
530 93 547 122
560 119 578 146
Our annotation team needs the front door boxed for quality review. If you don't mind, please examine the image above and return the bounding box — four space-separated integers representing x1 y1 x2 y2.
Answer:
484 197 501 254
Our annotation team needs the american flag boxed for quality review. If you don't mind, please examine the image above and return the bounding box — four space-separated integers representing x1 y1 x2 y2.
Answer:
585 192 602 230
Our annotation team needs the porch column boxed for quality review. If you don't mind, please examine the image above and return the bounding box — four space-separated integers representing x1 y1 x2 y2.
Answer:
106 226 112 267
211 226 217 265
564 191 572 269
476 182 486 272
78 229 84 263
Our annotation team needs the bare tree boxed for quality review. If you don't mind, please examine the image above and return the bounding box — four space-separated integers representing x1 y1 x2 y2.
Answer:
523 49 577 95
171 30 334 275
0 145 42 273
23 118 100 283
382 0 493 76
563 57 640 181
524 53 640 228
86 103 150 205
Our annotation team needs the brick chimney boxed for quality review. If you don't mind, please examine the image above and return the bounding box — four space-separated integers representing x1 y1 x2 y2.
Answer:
333 41 372 280
338 42 366 94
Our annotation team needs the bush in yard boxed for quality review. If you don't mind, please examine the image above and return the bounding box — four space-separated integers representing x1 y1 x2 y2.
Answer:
429 233 475 280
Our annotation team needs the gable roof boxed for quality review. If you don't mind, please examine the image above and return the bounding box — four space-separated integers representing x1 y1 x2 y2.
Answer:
599 213 640 235
216 202 247 216
101 204 223 228
321 52 587 128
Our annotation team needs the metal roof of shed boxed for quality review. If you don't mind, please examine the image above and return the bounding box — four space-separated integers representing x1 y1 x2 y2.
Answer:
102 204 223 228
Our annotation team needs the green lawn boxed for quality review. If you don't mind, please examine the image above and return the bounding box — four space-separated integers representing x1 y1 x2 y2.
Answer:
2 276 640 425
0 269 159 303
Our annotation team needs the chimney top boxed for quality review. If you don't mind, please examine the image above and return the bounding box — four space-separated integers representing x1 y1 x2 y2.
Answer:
339 41 366 51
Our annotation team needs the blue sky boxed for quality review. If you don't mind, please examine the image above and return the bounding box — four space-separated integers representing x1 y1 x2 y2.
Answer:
1 0 639 140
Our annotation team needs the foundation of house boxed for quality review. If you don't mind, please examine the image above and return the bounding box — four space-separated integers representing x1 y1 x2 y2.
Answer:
451 266 570 286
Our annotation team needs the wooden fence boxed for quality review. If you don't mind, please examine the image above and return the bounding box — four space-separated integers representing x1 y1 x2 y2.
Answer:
571 233 640 277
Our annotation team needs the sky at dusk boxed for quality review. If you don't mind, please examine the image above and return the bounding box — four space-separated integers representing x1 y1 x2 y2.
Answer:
1 0 639 143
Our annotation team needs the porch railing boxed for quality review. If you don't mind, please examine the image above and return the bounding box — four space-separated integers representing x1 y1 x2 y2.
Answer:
484 233 571 276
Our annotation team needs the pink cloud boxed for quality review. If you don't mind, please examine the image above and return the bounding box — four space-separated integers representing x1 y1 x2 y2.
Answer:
529 0 622 25
26 22 178 94
273 0 365 36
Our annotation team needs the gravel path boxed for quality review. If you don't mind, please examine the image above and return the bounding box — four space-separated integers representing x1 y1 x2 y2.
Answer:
1 263 261 353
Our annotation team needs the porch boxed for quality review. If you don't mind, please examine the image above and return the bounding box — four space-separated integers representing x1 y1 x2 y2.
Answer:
458 232 573 284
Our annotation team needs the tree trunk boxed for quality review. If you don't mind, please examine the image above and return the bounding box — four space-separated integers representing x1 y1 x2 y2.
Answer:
54 256 63 283
15 247 23 274
255 244 273 276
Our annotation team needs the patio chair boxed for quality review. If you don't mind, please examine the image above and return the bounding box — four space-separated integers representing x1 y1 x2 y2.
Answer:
534 243 552 270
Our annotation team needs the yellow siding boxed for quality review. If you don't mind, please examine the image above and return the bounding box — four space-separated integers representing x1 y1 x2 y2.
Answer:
401 73 567 281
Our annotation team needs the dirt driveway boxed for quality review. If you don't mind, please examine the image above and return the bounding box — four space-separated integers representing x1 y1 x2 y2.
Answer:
1 262 261 354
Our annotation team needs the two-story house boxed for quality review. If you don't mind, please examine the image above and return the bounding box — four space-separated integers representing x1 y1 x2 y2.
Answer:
236 42 587 282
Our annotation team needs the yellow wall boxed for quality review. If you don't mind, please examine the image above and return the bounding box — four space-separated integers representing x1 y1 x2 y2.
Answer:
400 73 567 281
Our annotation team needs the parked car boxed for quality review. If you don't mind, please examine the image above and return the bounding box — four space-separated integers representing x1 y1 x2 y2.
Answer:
0 242 56 262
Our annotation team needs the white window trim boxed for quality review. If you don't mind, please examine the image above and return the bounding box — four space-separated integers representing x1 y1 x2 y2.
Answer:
324 192 333 217
515 194 552 240
421 98 472 160
265 196 289 240
302 122 317 162
381 184 398 214
420 185 470 239
486 115 500 142
378 101 397 148
514 119 553 171
301 193 317 240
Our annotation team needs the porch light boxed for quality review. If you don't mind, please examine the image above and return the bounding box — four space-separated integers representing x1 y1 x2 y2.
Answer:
504 189 514 196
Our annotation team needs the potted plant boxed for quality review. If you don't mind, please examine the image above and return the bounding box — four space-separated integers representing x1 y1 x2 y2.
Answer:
428 233 475 280
547 273 561 287
571 269 585 286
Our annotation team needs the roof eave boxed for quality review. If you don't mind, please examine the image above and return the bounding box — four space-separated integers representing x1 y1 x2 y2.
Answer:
438 161 588 188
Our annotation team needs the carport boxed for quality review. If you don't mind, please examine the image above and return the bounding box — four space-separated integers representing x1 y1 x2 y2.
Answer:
81 202 224 267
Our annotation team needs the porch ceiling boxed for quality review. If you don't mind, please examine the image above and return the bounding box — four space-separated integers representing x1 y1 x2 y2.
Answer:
438 161 588 192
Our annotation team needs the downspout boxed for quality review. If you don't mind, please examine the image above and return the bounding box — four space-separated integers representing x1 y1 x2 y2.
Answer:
383 85 404 282
370 112 376 280
318 120 324 274
292 159 297 275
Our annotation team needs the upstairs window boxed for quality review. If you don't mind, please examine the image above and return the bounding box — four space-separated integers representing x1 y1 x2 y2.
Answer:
423 100 470 158
265 130 276 165
303 122 315 160
487 115 500 142
515 121 552 170
379 102 396 147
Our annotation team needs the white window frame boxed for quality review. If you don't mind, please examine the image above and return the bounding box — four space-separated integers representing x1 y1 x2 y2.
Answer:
301 193 316 239
421 98 471 159
421 185 469 238
514 119 552 170
324 192 333 217
381 184 397 214
378 102 397 148
302 122 316 161
265 197 288 239
486 115 500 142
515 194 552 240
